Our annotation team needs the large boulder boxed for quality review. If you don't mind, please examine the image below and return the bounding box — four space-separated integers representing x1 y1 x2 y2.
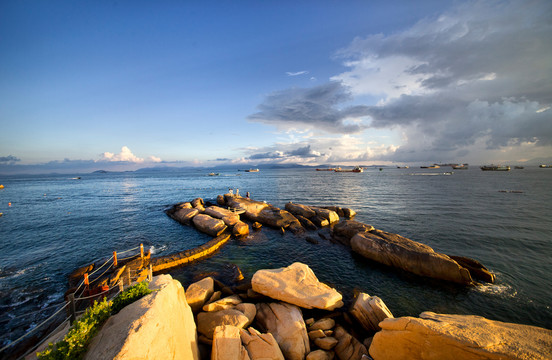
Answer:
349 292 393 332
252 262 343 311
311 207 339 224
369 312 552 360
192 214 228 237
256 207 301 229
212 325 250 360
185 277 215 312
331 220 375 246
351 230 473 285
285 202 317 218
225 196 269 218
202 294 243 312
256 302 310 360
233 221 250 238
84 275 199 360
197 309 250 339
205 206 241 226
240 327 285 360
171 207 199 225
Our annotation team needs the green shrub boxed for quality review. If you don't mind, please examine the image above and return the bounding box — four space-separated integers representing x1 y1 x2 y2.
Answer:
111 281 152 315
37 298 112 360
37 281 152 360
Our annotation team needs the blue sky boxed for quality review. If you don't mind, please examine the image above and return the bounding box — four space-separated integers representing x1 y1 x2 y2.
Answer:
1 0 551 173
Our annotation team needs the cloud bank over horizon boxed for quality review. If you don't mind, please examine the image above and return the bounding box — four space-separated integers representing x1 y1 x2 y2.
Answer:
247 0 552 165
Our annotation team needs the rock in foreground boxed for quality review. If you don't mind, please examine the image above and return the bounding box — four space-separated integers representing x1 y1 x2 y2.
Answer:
252 262 344 310
84 274 199 360
369 312 552 360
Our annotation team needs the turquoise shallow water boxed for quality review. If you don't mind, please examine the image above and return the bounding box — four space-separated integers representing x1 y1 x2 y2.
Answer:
1 167 551 350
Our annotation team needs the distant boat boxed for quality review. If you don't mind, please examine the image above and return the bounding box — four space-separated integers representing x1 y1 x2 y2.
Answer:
420 165 440 169
452 164 468 169
480 165 510 171
539 164 552 168
208 173 220 176
335 166 363 173
245 169 259 172
397 166 409 169
71 177 81 180
316 168 336 171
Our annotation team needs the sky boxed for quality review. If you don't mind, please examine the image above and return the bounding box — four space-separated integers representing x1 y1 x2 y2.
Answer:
1 0 551 174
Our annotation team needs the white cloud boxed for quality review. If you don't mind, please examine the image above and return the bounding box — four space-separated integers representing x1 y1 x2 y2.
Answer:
99 146 162 163
286 71 309 76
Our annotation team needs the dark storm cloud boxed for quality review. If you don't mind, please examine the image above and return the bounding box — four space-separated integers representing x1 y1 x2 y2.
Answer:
247 82 370 134
246 145 323 162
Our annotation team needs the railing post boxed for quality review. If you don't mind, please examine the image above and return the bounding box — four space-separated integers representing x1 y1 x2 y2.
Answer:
68 293 76 325
148 264 153 282
113 251 118 267
126 267 131 286
84 273 89 289
119 280 124 293
140 243 144 259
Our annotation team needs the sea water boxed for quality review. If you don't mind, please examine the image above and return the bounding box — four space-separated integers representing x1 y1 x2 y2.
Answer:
1 167 551 350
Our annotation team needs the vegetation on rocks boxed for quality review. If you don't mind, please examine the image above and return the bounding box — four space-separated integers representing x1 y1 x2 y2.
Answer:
111 281 152 315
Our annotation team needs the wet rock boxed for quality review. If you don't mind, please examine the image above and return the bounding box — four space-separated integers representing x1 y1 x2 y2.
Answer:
297 215 318 230
448 255 495 283
331 220 375 246
306 236 319 244
193 214 228 237
351 230 473 285
252 262 344 311
171 207 199 225
233 221 250 238
311 216 329 227
369 312 552 360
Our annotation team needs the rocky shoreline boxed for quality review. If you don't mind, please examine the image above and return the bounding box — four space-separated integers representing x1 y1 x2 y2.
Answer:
56 192 552 359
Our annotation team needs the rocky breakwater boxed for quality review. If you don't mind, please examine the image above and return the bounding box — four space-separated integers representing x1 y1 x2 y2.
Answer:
332 220 495 285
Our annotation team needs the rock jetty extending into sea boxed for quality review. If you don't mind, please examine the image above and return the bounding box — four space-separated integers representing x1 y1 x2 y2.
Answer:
54 192 552 359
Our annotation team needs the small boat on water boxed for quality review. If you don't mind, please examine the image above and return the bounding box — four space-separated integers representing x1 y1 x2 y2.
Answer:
316 168 337 171
245 169 259 172
480 165 510 171
208 173 220 176
539 164 552 168
335 166 363 173
71 177 81 180
397 166 409 169
420 165 440 169
452 164 468 169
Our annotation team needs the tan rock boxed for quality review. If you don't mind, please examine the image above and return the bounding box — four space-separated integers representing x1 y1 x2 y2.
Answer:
351 230 473 285
285 202 317 218
334 326 368 360
314 337 338 350
203 294 243 312
186 277 215 312
349 293 393 332
217 194 226 206
197 309 250 339
204 291 222 306
84 275 199 360
193 214 228 237
256 302 310 360
369 312 552 360
342 207 356 219
311 207 339 224
311 216 329 227
307 349 334 360
331 220 375 246
309 329 326 340
233 221 250 238
240 327 285 360
191 197 204 209
205 205 240 220
309 318 335 331
225 196 269 219
252 262 344 311
172 207 199 225
234 303 256 327
177 202 193 209
212 325 251 360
